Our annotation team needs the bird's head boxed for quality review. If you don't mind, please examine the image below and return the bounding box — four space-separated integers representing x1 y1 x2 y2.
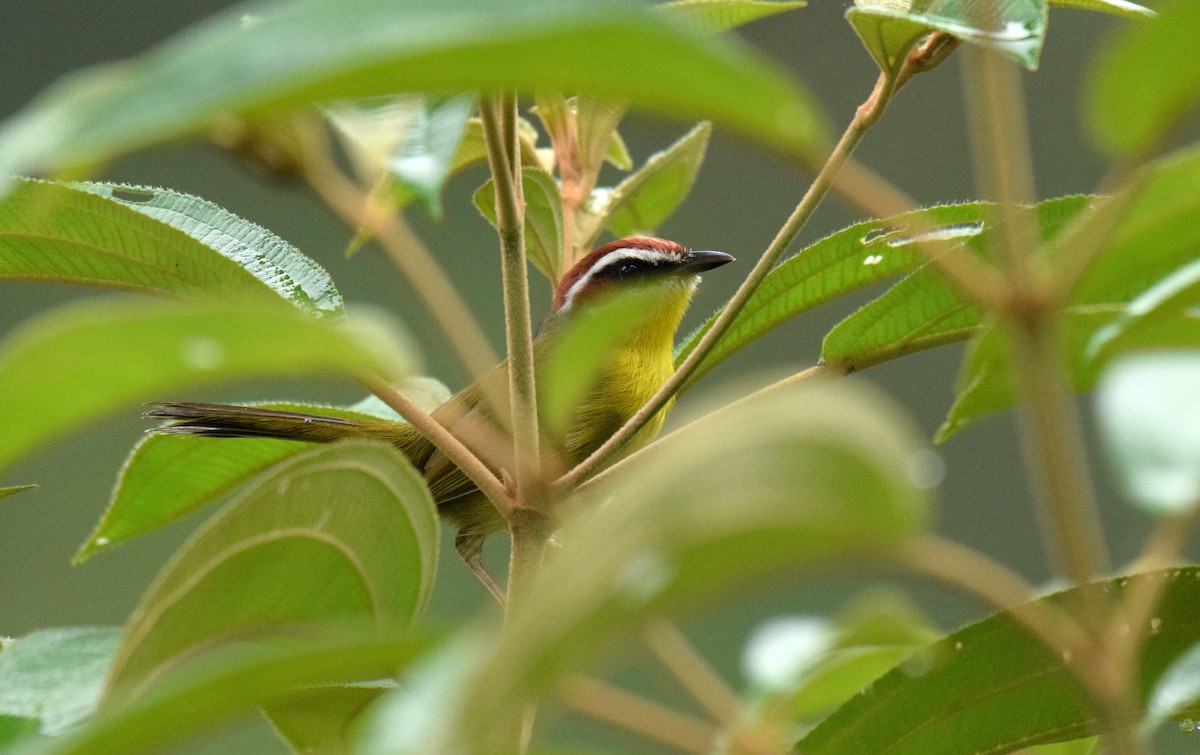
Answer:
552 236 734 315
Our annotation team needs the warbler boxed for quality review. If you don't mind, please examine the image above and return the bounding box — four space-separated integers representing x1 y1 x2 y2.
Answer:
148 236 733 595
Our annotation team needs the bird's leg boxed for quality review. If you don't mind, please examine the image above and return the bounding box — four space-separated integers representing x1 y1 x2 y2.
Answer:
455 532 505 605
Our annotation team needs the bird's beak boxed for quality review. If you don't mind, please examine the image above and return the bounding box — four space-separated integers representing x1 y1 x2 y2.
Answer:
681 250 735 272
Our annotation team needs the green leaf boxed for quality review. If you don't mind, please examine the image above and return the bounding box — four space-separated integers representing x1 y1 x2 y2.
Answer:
593 122 711 244
677 204 991 384
262 682 394 754
660 0 808 31
458 379 930 750
0 0 826 181
575 94 630 183
847 0 1047 73
1050 0 1152 20
102 441 439 707
0 179 342 316
0 627 121 736
0 299 408 472
603 128 633 171
0 484 37 502
38 633 434 755
940 145 1200 441
325 95 475 219
796 568 1200 754
1087 0 1198 156
75 402 405 564
1146 640 1200 732
822 196 1091 368
474 166 564 282
1096 353 1200 516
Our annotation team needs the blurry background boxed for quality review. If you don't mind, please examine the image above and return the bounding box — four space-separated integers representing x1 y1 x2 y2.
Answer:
2 1 1193 751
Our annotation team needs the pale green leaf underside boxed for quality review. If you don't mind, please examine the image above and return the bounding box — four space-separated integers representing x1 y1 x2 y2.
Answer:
798 569 1200 754
1050 0 1153 19
103 441 439 706
0 179 342 316
0 0 826 181
0 627 121 737
0 299 407 472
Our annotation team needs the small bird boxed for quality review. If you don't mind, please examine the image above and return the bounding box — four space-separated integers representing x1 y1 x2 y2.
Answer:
147 236 733 597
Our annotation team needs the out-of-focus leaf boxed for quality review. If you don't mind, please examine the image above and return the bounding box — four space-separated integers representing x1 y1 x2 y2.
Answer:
660 0 808 31
1051 0 1151 19
458 379 930 750
796 568 1200 754
0 627 121 736
263 682 394 755
0 0 826 182
575 94 629 183
102 441 439 707
677 203 993 385
604 129 633 171
590 122 711 245
1146 640 1200 732
0 484 37 501
847 0 1047 74
38 634 434 755
474 166 564 282
939 146 1200 441
0 299 408 472
0 180 342 316
1096 353 1200 516
76 401 410 564
1087 0 1198 156
822 196 1091 368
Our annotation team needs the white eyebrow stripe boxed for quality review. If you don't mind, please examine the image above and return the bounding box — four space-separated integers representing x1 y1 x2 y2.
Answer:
559 248 681 311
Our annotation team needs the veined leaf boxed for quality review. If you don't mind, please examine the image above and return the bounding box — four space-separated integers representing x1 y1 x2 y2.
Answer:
0 0 826 182
796 569 1200 754
1087 0 1198 156
474 166 564 283
76 401 409 564
847 0 1048 74
458 379 930 750
0 179 342 316
102 441 439 707
593 122 711 245
822 196 1092 368
38 633 434 755
0 299 408 471
660 0 808 32
677 203 993 386
0 627 121 737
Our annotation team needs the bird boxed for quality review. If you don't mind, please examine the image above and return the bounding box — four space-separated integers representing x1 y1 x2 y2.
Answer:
146 236 734 599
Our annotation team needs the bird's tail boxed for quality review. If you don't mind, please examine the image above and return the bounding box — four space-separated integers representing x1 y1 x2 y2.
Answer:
144 402 404 445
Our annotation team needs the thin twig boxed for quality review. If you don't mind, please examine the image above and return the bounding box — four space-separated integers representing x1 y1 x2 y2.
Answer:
644 620 742 726
559 675 717 754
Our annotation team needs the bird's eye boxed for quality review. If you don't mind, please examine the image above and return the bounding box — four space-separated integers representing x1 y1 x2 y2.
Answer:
618 262 639 277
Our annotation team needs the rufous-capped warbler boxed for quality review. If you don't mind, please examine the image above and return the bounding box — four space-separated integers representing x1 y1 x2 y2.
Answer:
147 236 733 594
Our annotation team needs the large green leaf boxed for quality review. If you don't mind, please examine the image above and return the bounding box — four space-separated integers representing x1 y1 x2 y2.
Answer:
456 379 931 750
36 633 433 755
0 0 826 182
676 204 991 384
796 569 1200 754
0 180 342 316
0 628 121 738
1087 0 1199 156
102 441 439 707
76 400 408 564
846 0 1048 74
1096 353 1200 516
0 299 408 472
822 196 1092 368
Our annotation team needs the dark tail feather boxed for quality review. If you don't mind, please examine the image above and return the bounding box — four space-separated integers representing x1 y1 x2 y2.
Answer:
145 402 375 444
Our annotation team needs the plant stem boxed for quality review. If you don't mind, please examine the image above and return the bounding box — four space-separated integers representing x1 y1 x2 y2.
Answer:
644 620 741 726
297 122 498 380
559 675 716 753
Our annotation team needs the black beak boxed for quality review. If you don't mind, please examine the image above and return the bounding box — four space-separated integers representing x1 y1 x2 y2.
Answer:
681 250 735 273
